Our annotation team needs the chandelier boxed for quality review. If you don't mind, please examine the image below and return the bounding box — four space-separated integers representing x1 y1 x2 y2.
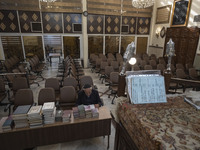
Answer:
40 0 56 2
132 0 154 9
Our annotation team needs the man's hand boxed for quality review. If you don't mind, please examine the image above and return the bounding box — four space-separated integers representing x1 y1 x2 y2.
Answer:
94 104 99 109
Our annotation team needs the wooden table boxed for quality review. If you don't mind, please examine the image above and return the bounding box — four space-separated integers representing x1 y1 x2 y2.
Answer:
49 53 61 65
0 106 111 150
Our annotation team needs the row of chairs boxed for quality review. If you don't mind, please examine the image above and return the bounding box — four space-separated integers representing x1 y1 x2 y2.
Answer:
3 55 22 72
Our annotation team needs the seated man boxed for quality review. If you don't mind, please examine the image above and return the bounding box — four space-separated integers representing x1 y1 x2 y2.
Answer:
76 84 103 107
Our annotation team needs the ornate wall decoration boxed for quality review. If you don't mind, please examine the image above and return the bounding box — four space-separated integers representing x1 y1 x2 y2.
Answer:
63 13 82 33
87 14 103 34
122 16 136 34
137 17 151 35
0 10 19 32
42 12 62 33
105 15 120 34
19 11 41 33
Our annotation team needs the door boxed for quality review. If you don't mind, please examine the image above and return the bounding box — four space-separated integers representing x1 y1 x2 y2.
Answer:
136 37 148 54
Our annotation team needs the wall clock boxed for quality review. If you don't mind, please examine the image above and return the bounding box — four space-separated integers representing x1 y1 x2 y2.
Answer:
160 27 166 38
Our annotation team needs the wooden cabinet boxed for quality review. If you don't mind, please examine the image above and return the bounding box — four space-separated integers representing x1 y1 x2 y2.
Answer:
114 122 138 150
164 27 199 65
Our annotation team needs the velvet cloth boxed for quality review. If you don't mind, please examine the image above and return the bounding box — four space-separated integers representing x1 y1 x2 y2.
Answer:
117 96 200 150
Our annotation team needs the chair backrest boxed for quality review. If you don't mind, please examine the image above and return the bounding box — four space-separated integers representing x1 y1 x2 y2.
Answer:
133 65 140 71
100 61 108 70
12 77 29 91
107 53 115 60
79 76 94 89
157 64 165 72
14 89 33 107
116 53 123 60
63 77 78 90
60 86 76 103
185 63 193 72
140 60 147 69
144 65 152 70
45 78 60 91
18 65 26 73
189 68 198 79
110 72 119 84
176 69 187 79
38 88 56 105
149 60 157 69
176 63 185 70
111 61 119 70
105 66 114 77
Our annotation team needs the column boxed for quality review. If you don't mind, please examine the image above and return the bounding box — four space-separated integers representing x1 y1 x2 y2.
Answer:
82 0 88 68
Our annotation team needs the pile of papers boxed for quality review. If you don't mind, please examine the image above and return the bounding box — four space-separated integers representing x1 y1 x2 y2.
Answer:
55 110 63 122
62 110 71 122
78 105 85 118
2 116 14 131
27 105 43 128
84 105 94 118
42 102 56 124
92 108 99 118
12 105 31 128
72 107 79 119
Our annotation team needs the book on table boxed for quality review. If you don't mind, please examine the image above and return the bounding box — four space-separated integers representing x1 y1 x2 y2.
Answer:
2 116 14 131
28 105 43 128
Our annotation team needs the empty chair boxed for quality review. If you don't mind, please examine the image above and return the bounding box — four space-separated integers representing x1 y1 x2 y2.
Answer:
116 53 123 61
140 60 147 70
189 68 200 80
185 63 193 73
95 58 102 73
176 63 185 70
107 53 115 60
38 88 56 105
144 65 152 70
99 61 109 81
111 61 119 72
45 78 60 100
99 54 107 61
143 57 149 64
149 59 157 69
0 79 9 106
63 77 79 91
59 86 76 109
157 64 165 74
107 58 114 66
133 65 140 71
104 66 114 83
176 69 188 79
108 72 119 104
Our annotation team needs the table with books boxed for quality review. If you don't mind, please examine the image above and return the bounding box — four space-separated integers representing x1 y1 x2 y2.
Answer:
0 103 111 150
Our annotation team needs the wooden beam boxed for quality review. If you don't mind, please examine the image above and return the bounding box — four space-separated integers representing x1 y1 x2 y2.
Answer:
122 12 152 17
41 8 82 13
87 0 121 5
40 2 82 7
123 7 152 12
88 10 120 15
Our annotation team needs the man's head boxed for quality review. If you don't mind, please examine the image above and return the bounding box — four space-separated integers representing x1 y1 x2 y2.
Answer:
83 84 92 97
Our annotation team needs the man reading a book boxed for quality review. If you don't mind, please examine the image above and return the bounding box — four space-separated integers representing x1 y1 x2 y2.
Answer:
76 84 103 107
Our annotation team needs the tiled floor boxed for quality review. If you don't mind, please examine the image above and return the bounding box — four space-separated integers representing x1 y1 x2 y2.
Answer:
0 58 116 150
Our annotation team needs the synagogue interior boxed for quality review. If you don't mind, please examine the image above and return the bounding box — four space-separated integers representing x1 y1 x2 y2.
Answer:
0 0 200 150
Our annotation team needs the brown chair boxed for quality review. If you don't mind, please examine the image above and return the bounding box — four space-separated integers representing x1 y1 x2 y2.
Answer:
157 64 165 74
176 69 188 79
0 79 9 106
140 60 147 70
38 88 56 105
144 65 152 70
176 63 185 70
63 77 79 91
189 68 200 80
107 53 115 60
104 66 114 83
108 72 119 104
59 86 76 109
133 65 140 71
111 61 119 72
99 61 108 81
149 59 157 69
45 78 60 101
79 76 96 89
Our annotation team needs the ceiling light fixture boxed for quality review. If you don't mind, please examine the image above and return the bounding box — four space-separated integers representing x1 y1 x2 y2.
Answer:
132 0 154 9
40 0 56 3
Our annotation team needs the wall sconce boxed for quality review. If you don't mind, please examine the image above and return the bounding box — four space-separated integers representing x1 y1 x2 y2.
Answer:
155 27 161 38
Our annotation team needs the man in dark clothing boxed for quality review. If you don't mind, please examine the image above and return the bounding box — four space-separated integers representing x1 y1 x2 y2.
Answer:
76 84 103 107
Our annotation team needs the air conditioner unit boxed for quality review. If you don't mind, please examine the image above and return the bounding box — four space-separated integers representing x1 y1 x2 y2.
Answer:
31 22 42 32
73 23 82 32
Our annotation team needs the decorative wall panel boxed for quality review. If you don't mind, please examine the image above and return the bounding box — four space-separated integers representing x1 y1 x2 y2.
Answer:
105 15 120 34
88 36 103 56
63 13 82 33
19 11 41 33
42 12 63 33
87 14 104 34
137 17 151 35
0 10 19 32
121 16 136 34
105 36 119 54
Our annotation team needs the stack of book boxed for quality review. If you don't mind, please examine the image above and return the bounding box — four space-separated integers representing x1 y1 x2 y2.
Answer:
2 116 14 131
72 107 79 119
27 105 43 128
12 105 31 129
42 102 56 124
84 105 94 118
62 110 71 122
92 108 99 118
55 110 63 122
78 105 85 119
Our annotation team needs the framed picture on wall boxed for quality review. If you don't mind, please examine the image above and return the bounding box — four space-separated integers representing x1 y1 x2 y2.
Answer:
156 5 171 24
171 0 192 27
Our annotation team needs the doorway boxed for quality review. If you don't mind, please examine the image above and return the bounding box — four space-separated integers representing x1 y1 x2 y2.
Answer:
63 36 80 58
136 37 148 54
